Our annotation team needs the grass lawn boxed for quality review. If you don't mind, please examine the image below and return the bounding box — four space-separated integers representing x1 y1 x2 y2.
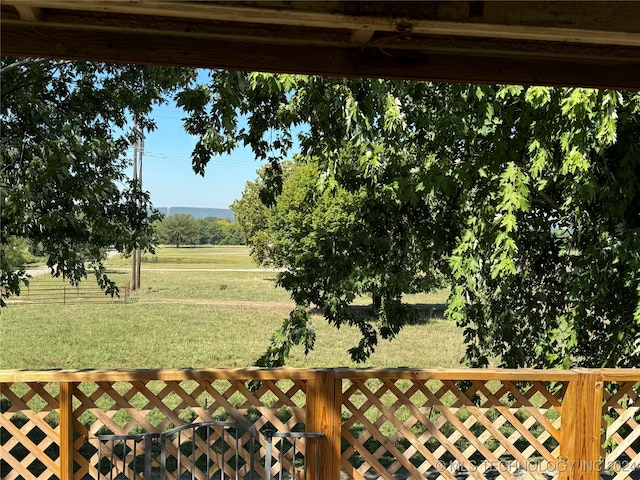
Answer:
1 245 464 370
2 247 565 479
107 245 259 269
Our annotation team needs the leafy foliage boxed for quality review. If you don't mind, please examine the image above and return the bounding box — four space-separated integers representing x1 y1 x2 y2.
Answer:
154 214 200 247
2 237 40 271
0 58 193 305
154 214 243 247
181 73 640 369
440 87 640 368
251 159 447 365
230 161 306 265
210 217 243 245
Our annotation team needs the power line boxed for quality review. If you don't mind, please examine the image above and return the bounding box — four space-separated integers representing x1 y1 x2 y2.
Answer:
127 148 264 171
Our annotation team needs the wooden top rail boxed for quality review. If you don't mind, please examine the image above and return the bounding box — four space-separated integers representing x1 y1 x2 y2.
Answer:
595 368 640 382
2 367 638 384
333 367 583 381
0 367 319 382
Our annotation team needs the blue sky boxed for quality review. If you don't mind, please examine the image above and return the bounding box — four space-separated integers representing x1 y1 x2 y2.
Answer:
132 101 266 210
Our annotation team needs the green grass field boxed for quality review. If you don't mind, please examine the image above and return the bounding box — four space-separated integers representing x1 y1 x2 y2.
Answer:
1 245 464 370
107 245 258 269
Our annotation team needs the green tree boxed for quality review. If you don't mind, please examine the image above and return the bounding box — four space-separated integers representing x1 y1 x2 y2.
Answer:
155 214 200 247
216 219 243 245
231 163 295 265
246 159 447 365
179 72 640 369
443 86 640 369
1 57 193 305
1 237 37 270
231 178 271 263
197 216 224 244
196 217 243 245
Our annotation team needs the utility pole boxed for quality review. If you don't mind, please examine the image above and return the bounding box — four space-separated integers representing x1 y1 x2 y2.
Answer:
136 131 144 289
131 122 138 290
131 122 143 290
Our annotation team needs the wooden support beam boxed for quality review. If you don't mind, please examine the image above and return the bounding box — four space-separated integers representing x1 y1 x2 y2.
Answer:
2 1 639 90
14 5 42 22
350 28 375 44
59 382 75 480
3 1 640 46
2 23 639 90
559 369 605 480
306 370 342 480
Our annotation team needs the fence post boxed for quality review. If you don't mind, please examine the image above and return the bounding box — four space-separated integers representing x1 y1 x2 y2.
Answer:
60 382 75 480
306 369 341 479
559 368 604 480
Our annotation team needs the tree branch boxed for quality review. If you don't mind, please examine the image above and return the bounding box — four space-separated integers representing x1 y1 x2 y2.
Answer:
1 58 74 97
537 190 561 211
0 57 48 76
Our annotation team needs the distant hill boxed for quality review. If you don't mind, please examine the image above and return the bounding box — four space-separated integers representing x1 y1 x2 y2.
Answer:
156 207 235 220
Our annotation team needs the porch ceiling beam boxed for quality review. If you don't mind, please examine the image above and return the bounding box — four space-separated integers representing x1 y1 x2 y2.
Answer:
2 1 640 46
1 1 639 89
2 22 638 90
13 5 42 22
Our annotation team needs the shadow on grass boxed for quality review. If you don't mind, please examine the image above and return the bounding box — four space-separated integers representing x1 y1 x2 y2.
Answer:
348 304 447 324
306 303 448 325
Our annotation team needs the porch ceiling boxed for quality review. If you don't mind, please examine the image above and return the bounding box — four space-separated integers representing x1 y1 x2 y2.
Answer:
1 1 640 89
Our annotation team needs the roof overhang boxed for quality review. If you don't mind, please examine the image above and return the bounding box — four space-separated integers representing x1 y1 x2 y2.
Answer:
1 1 640 89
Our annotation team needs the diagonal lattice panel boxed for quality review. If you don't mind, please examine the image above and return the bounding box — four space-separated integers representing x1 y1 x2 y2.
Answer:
95 435 155 480
439 380 560 479
220 378 309 475
341 377 564 480
386 379 484 480
8 368 631 480
160 424 255 480
468 381 560 461
602 380 640 480
1 382 61 480
71 378 308 480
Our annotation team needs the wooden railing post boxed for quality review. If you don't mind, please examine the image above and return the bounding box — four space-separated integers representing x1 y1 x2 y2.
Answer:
59 381 75 480
559 369 604 480
306 369 342 479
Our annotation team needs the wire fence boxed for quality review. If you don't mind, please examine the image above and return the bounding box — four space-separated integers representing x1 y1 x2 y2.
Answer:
10 279 130 305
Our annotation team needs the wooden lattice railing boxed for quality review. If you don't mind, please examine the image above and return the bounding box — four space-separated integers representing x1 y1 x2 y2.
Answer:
599 370 640 480
339 372 565 480
1 368 638 480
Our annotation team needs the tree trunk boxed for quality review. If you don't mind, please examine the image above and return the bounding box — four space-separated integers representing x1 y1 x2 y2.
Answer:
372 293 382 316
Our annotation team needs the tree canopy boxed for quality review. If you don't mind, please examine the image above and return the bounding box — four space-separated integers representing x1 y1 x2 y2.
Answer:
234 159 448 365
154 213 200 247
154 214 243 247
181 73 640 369
0 58 193 305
